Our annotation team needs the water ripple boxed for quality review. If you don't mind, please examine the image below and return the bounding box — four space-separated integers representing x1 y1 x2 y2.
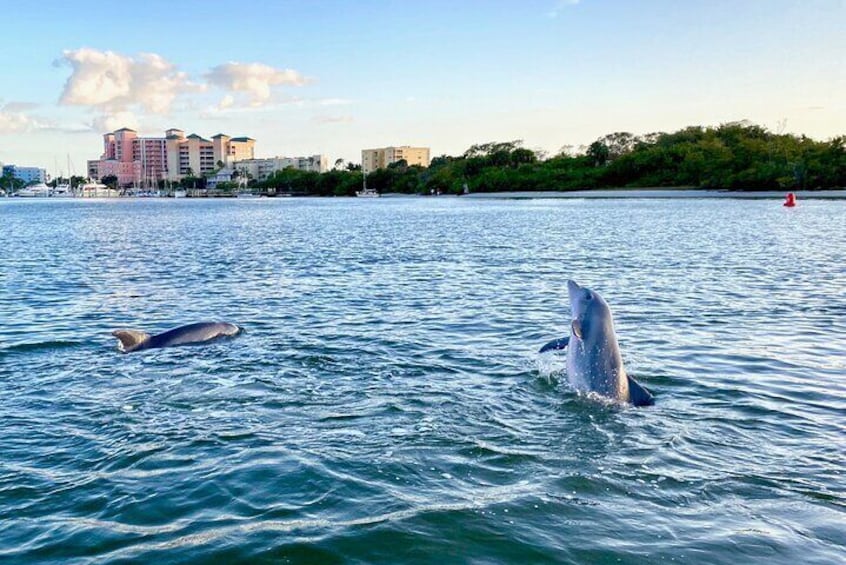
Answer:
1 198 844 563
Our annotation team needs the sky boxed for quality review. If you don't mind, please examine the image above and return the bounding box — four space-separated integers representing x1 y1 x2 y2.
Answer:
0 0 843 177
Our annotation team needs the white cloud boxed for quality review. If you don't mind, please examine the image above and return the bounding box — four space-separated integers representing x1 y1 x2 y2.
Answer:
0 103 43 134
59 48 193 114
548 0 580 18
58 49 131 107
55 50 312 131
317 98 352 107
91 111 139 133
218 94 235 110
199 98 302 120
205 62 308 106
3 101 39 113
200 94 337 120
313 115 354 125
57 48 199 131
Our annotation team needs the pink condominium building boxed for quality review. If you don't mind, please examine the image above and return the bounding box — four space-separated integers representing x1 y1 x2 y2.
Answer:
87 128 256 187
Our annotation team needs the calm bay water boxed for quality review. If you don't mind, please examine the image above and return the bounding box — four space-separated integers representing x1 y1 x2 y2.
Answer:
1 197 844 564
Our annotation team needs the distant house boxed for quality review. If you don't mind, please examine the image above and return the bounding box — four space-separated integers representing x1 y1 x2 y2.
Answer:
206 168 237 190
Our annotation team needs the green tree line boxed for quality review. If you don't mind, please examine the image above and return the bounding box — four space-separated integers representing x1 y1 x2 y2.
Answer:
3 121 843 196
250 121 844 196
80 121 846 196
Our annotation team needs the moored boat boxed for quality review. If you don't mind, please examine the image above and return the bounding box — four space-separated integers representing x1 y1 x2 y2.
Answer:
80 182 119 197
356 172 379 197
15 183 51 197
52 183 73 197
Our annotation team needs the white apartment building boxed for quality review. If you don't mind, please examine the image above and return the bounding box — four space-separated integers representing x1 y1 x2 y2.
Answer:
2 164 47 183
234 155 328 180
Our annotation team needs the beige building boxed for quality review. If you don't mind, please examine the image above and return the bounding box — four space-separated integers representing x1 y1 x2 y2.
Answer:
361 146 430 174
212 134 256 166
165 129 255 179
165 131 215 179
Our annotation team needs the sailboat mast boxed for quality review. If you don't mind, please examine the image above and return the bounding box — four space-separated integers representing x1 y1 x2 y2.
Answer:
141 137 145 192
67 153 73 195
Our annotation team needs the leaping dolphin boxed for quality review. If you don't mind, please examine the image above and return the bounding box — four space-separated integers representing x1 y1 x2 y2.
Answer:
112 322 242 353
539 280 654 407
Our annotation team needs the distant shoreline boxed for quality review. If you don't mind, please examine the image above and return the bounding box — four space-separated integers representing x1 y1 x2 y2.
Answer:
4 188 845 201
456 188 846 200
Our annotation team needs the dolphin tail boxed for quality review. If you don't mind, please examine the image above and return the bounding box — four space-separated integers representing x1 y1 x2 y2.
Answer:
112 329 150 353
539 336 569 353
627 376 655 407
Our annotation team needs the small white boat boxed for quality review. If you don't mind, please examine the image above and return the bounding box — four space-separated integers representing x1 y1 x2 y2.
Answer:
80 182 119 197
52 183 74 197
15 183 51 197
356 172 379 197
236 191 261 199
173 189 187 198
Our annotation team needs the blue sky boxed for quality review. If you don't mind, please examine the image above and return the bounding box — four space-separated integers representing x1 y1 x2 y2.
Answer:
0 0 843 176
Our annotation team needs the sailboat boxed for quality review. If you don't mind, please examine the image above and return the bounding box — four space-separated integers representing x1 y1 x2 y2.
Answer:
236 174 260 198
356 170 379 198
51 154 77 197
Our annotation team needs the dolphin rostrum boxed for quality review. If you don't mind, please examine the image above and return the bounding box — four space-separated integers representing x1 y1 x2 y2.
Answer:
539 280 654 407
112 322 242 353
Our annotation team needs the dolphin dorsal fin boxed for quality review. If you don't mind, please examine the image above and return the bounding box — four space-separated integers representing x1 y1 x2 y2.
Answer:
112 329 150 353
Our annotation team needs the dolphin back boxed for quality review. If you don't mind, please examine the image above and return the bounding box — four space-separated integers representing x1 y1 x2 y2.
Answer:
112 322 241 353
147 322 242 349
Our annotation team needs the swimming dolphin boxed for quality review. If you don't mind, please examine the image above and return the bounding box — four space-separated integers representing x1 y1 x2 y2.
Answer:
112 322 242 353
539 281 654 407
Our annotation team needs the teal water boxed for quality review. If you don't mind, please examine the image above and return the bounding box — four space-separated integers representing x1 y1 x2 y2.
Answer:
1 197 844 564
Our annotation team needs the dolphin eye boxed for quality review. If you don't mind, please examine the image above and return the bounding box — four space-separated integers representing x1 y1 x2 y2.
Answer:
584 291 593 300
